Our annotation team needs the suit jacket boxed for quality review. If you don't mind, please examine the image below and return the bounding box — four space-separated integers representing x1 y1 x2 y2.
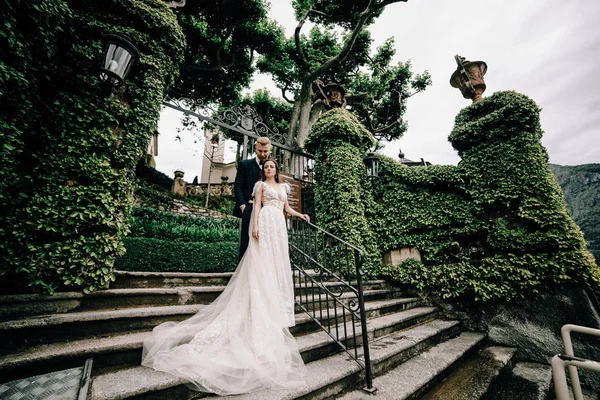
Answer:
233 158 262 218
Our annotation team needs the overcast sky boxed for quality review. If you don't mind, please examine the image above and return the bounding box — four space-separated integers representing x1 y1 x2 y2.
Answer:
155 0 600 179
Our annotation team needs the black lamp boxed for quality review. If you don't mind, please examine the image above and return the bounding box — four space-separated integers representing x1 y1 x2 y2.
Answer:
99 33 140 87
363 153 380 179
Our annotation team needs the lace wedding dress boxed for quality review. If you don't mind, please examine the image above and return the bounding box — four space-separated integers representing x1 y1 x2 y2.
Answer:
141 181 306 395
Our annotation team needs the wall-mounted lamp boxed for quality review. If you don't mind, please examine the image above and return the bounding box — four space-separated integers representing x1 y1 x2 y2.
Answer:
99 33 140 88
363 153 380 180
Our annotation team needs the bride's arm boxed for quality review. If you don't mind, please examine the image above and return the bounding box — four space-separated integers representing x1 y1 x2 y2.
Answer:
284 200 310 222
252 183 263 239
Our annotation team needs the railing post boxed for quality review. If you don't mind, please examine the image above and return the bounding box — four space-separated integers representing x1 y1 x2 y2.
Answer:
355 249 376 393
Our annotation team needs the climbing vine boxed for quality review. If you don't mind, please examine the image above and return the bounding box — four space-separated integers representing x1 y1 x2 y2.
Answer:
308 92 600 302
0 0 184 294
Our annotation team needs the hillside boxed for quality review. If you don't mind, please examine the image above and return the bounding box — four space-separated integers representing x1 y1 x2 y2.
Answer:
549 163 600 262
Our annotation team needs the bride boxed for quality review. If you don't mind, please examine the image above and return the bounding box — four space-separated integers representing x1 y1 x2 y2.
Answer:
141 159 310 396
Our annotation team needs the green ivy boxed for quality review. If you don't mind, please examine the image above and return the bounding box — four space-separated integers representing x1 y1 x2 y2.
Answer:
309 92 600 302
0 0 185 294
305 109 380 271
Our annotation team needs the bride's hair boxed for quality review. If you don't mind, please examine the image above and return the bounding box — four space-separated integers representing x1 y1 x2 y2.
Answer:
260 159 280 183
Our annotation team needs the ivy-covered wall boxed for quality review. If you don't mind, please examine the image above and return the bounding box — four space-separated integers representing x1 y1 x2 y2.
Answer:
307 91 600 302
0 0 184 293
305 108 380 269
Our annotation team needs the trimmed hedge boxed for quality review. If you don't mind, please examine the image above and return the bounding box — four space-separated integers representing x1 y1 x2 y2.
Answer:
116 238 238 273
305 108 380 271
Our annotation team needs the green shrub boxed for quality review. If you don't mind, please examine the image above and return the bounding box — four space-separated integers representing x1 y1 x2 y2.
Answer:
207 195 236 216
136 161 172 191
0 0 185 294
373 91 600 301
308 91 600 302
115 238 238 273
131 206 238 230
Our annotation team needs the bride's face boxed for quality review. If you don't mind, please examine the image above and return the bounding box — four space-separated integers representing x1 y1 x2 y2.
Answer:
263 161 276 178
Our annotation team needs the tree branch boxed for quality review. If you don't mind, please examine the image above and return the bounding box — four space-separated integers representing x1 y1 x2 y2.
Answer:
373 119 400 134
311 0 407 79
345 92 370 104
374 0 408 10
295 9 311 70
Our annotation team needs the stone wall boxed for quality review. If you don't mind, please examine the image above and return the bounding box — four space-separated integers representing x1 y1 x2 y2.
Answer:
134 194 236 220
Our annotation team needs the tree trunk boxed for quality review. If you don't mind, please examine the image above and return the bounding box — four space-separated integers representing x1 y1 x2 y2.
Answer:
295 82 313 149
286 99 301 147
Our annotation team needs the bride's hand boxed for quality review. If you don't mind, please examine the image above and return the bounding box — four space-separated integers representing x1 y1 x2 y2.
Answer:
301 214 310 223
252 225 259 240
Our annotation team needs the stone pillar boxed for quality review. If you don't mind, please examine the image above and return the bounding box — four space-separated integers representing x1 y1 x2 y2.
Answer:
305 108 380 270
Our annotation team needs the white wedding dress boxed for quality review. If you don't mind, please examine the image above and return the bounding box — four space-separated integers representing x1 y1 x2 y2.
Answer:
141 181 306 395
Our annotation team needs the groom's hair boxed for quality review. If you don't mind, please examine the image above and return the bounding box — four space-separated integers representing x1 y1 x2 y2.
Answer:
255 137 272 149
260 159 280 183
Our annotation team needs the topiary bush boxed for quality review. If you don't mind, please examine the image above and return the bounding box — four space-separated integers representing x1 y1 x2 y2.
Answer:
377 91 600 301
308 92 600 302
0 0 185 293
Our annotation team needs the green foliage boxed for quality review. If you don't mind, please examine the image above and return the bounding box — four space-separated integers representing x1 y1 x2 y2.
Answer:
549 163 600 262
206 195 236 216
0 0 184 294
292 0 385 30
305 108 374 154
309 91 600 302
136 159 172 191
305 108 379 270
345 40 432 143
115 238 238 273
372 91 600 301
168 0 284 105
130 206 238 241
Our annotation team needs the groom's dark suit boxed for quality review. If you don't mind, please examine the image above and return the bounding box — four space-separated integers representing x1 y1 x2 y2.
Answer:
233 158 262 261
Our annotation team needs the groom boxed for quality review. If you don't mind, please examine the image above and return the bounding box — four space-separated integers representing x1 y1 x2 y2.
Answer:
233 137 272 261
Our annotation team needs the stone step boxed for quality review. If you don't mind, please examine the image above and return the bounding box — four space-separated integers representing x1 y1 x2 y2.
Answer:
111 269 329 289
421 345 517 400
0 282 390 320
0 298 425 373
111 270 234 289
296 289 399 313
88 319 462 400
336 331 487 400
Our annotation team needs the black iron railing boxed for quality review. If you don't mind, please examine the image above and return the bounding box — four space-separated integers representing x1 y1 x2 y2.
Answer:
161 99 315 185
288 218 375 392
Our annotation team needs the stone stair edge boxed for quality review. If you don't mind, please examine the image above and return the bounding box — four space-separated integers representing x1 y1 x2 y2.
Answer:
114 270 234 278
337 330 487 400
90 318 462 400
1 303 435 382
0 281 392 304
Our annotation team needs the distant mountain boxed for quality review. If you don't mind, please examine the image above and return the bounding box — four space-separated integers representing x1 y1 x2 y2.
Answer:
549 164 600 262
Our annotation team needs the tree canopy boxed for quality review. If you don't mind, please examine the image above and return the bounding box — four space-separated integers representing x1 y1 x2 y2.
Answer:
170 0 430 150
167 0 284 105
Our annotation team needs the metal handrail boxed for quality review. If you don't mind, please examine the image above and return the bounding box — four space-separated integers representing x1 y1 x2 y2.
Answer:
288 217 375 392
552 324 600 400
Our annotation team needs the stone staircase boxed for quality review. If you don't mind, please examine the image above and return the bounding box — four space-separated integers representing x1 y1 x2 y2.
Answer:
0 270 522 399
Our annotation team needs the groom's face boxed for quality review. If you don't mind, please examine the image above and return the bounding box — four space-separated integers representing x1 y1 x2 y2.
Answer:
255 143 271 162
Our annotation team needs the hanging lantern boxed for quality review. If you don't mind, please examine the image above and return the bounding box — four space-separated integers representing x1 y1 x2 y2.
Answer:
363 153 380 179
99 33 140 87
